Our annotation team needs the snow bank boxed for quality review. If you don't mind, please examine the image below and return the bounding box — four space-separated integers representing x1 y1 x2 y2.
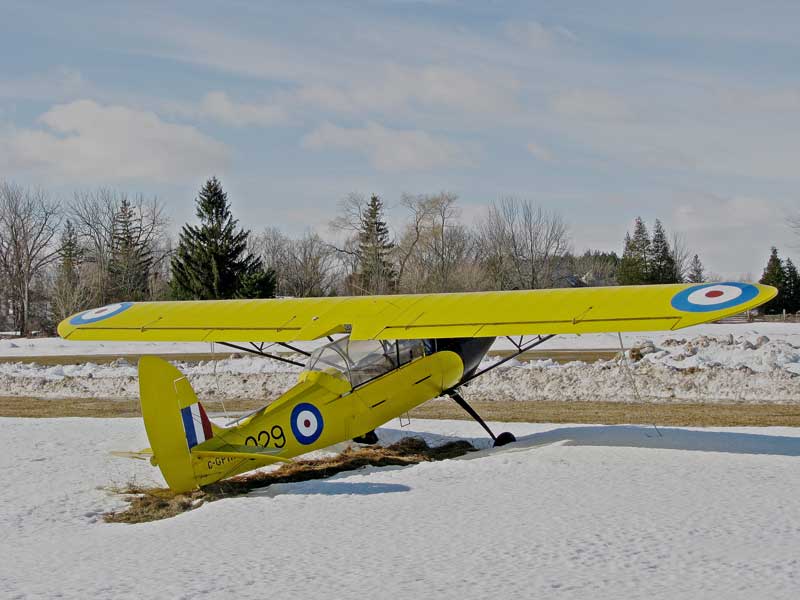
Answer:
1 326 799 403
3 417 800 599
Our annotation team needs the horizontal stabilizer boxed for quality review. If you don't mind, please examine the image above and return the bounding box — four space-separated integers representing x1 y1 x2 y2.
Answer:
111 449 154 462
191 445 291 463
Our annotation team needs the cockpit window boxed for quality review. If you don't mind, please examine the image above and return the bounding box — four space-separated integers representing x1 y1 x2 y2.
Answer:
306 336 425 387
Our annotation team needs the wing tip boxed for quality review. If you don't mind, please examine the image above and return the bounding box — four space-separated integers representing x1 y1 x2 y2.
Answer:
57 317 75 339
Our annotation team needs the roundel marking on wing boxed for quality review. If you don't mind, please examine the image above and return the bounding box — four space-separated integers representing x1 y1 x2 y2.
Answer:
670 283 759 313
290 402 324 445
69 302 134 325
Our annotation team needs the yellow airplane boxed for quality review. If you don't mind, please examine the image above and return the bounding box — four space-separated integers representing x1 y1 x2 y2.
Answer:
58 282 776 492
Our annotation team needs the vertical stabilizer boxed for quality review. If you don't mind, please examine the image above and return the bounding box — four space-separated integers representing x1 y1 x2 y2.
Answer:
138 356 205 492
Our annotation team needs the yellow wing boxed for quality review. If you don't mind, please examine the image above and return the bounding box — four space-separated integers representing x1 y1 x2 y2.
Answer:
57 282 777 343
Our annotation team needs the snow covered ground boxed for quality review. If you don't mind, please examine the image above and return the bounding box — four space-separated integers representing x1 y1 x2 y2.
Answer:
3 417 800 599
1 323 799 403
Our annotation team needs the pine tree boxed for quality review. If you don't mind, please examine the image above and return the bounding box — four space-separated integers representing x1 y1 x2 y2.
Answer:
57 220 83 290
51 220 89 321
648 220 678 284
171 177 275 300
759 247 785 314
783 258 800 314
617 217 650 285
354 194 396 294
108 198 153 301
687 254 705 283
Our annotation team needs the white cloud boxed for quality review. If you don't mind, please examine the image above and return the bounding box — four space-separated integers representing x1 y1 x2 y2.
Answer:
295 65 520 117
671 192 792 279
0 67 90 101
504 20 577 49
0 100 230 183
301 121 474 171
526 141 553 161
146 24 521 119
551 90 632 120
171 91 288 127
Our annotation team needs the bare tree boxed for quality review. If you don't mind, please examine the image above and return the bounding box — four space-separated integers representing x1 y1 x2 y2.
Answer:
251 228 339 297
283 231 338 297
476 198 571 290
327 193 369 293
395 193 446 288
69 189 169 303
571 251 620 286
0 182 62 335
396 192 482 293
49 220 91 323
670 231 691 283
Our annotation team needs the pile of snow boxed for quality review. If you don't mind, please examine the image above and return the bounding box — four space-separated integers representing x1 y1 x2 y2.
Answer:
1 325 799 403
0 356 302 401
464 333 800 403
3 417 800 598
632 334 800 374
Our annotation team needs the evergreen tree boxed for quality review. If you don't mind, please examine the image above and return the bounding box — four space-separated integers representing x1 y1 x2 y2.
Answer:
56 220 83 290
52 220 90 321
108 198 153 301
687 254 705 283
759 247 785 314
171 177 275 300
617 217 650 285
648 219 678 284
354 194 396 294
783 258 800 314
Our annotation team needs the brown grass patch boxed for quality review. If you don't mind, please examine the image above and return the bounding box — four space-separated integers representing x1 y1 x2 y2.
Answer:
410 398 800 427
0 396 264 418
6 396 800 427
104 437 476 524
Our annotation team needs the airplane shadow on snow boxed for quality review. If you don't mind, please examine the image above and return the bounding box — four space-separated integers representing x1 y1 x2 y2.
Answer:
245 425 800 499
457 425 800 459
249 481 411 498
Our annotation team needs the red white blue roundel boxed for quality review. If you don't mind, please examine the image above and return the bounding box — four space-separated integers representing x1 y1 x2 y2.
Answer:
671 283 758 313
69 302 133 325
291 403 324 445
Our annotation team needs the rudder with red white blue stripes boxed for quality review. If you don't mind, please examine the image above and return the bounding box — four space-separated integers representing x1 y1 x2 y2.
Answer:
181 402 214 449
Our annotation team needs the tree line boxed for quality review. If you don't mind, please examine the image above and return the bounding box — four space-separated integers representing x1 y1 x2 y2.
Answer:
0 176 735 337
758 247 800 314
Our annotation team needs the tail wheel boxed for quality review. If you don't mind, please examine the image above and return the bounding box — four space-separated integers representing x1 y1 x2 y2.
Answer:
493 432 517 447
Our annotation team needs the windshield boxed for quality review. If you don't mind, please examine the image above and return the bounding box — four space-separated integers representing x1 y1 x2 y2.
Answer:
306 336 425 387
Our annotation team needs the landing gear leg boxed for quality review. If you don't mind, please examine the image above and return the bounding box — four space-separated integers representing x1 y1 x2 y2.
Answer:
448 390 516 447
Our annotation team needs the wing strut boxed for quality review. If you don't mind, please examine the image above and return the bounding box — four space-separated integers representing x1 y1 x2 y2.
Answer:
453 334 555 388
217 341 306 367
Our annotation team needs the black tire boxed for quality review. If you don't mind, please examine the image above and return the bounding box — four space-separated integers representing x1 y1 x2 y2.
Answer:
353 430 379 445
493 431 517 447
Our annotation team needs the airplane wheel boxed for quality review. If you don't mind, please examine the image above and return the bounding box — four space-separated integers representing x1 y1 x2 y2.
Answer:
353 430 379 445
493 432 516 447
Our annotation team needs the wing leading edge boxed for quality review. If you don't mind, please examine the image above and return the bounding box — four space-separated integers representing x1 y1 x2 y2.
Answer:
57 282 777 343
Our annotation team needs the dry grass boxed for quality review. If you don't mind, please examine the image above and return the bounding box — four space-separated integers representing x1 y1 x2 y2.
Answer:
5 396 800 427
104 437 476 524
0 396 264 418
410 398 800 427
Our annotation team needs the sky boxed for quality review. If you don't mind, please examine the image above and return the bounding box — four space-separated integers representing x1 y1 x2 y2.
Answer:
1 0 799 279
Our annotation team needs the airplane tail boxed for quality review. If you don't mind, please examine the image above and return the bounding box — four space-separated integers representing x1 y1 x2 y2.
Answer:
138 355 221 492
